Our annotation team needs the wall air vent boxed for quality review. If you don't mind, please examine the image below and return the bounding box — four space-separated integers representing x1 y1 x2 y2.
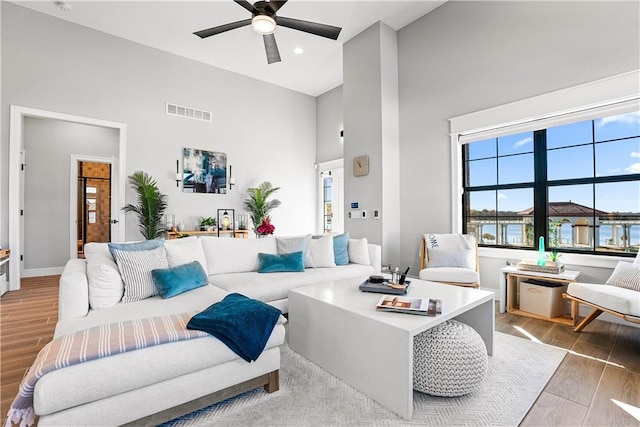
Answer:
166 103 212 122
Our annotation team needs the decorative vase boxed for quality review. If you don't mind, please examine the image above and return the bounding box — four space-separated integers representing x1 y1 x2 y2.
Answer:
537 236 546 266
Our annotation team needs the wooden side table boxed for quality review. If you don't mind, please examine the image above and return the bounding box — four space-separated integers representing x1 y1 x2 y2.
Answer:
499 266 580 325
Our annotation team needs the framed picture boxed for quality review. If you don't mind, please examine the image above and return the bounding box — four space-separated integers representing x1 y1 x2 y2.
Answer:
182 148 227 194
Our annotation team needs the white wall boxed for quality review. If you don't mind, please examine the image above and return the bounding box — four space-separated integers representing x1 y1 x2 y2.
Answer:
23 117 119 270
396 1 640 289
316 85 343 164
1 3 317 260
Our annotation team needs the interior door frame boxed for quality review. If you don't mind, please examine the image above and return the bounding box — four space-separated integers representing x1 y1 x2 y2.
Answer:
70 155 118 260
8 105 126 291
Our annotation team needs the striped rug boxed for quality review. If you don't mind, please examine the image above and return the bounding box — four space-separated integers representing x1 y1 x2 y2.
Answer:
164 332 566 426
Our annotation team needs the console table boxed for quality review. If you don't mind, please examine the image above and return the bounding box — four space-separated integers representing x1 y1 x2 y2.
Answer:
499 266 580 325
165 230 249 239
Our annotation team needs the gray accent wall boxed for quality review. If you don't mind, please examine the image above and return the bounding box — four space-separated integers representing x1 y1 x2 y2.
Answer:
23 118 119 270
316 85 343 164
1 3 317 265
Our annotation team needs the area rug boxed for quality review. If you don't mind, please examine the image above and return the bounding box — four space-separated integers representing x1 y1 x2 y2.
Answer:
163 332 566 427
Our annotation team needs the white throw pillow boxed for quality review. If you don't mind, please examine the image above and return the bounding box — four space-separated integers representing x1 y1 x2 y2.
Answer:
201 236 277 275
113 246 168 303
87 257 124 310
348 238 371 266
277 234 312 268
84 242 113 261
426 247 475 269
605 261 640 292
164 236 208 271
308 235 336 268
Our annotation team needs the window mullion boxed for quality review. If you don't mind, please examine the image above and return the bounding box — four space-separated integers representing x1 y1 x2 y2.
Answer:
533 130 547 248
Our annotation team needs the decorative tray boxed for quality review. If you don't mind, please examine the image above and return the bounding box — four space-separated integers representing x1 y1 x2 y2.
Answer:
516 260 564 274
359 279 411 295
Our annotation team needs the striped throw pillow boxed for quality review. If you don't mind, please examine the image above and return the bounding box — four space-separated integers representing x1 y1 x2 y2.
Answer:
605 261 640 292
114 246 169 303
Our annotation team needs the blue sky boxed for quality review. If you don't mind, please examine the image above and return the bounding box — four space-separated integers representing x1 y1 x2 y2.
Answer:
467 111 640 214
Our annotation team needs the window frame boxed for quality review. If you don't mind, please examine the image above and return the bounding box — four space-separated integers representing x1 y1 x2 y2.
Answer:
450 70 640 267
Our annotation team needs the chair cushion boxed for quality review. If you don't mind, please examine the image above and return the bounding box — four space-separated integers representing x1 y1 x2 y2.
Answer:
606 262 640 292
419 267 479 284
567 282 640 316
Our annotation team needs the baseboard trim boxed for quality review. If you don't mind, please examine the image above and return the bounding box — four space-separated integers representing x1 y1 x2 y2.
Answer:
23 267 64 277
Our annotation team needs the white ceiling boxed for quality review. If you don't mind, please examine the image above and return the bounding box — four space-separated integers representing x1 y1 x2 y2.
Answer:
12 0 445 96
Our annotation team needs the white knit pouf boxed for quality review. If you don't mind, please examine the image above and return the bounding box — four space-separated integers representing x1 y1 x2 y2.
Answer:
413 319 488 397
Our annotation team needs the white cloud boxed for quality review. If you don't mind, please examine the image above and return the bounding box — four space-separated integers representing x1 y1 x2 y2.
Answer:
631 151 640 158
624 163 640 174
497 192 508 199
597 111 640 127
513 136 533 149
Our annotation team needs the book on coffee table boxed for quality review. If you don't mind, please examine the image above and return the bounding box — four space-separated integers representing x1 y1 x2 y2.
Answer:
359 279 411 295
375 295 442 316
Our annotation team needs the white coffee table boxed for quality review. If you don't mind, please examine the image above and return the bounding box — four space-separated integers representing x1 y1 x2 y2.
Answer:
288 277 494 420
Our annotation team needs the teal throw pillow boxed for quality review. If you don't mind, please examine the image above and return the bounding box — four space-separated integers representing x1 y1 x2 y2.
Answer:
333 232 350 265
108 239 164 260
258 251 305 273
151 261 208 299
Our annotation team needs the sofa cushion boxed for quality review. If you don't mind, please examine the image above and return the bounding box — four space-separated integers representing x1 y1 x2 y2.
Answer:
201 236 277 275
276 235 312 267
567 282 640 316
86 257 124 310
210 264 375 304
258 252 305 273
419 267 479 284
605 261 640 292
164 236 208 271
113 246 168 303
107 239 164 260
152 261 208 299
348 238 371 266
308 234 336 268
84 242 124 310
333 233 350 265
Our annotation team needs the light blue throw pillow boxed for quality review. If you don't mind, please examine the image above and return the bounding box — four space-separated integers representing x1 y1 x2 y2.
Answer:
333 232 350 265
151 261 208 299
258 251 305 273
108 239 164 260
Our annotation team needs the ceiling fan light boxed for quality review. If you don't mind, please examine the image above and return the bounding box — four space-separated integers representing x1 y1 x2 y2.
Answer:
252 15 276 35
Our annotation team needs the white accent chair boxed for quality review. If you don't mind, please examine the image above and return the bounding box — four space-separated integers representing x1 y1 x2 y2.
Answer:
563 251 640 332
419 234 480 289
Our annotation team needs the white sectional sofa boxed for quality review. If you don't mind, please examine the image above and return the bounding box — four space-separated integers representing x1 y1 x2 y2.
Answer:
37 234 381 426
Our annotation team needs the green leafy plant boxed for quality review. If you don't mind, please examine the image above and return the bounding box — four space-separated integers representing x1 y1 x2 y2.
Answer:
243 181 281 237
200 217 217 226
122 171 167 240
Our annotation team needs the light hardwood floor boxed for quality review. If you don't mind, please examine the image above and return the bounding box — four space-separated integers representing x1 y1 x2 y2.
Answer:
1 276 639 426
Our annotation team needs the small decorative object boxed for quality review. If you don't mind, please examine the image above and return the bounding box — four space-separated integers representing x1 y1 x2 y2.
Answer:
177 223 186 232
122 171 168 240
516 260 565 274
164 214 175 231
216 209 235 236
238 214 248 230
200 216 216 231
257 216 275 237
537 236 546 266
243 181 281 238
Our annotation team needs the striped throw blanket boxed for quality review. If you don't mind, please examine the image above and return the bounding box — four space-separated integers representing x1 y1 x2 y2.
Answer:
6 312 208 427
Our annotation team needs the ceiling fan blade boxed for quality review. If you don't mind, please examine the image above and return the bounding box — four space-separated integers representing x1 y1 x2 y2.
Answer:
276 16 341 40
263 33 281 64
234 0 257 14
266 1 287 13
194 19 252 38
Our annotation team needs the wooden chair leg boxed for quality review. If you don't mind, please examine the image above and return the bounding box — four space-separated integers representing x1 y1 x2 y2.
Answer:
570 299 580 326
574 308 604 332
264 370 279 393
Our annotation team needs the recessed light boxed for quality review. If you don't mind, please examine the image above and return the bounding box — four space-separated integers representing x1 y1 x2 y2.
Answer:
293 47 304 55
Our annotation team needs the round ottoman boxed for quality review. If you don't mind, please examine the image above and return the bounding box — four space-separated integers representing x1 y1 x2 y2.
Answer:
413 319 488 397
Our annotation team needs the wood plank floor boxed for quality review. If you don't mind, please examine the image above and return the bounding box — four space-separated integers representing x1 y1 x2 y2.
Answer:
1 277 639 426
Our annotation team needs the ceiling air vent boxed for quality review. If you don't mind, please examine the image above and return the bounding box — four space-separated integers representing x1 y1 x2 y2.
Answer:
166 103 212 122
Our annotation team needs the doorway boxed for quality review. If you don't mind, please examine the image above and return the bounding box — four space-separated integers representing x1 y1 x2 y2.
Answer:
76 161 112 258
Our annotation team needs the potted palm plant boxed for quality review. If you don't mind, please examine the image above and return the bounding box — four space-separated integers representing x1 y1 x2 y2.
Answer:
122 171 168 240
243 181 281 237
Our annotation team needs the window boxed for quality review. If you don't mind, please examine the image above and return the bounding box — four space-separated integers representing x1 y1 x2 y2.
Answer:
463 111 640 255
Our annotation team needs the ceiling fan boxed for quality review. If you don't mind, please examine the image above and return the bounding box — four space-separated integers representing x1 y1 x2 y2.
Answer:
194 0 342 64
